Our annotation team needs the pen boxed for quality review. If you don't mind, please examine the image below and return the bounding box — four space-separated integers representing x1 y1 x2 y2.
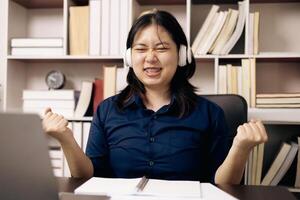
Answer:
135 176 149 192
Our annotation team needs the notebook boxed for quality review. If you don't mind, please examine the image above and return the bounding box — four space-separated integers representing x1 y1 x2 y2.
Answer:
75 177 238 199
0 113 59 200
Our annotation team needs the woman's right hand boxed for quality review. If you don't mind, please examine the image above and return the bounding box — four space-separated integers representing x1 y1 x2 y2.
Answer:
42 107 73 143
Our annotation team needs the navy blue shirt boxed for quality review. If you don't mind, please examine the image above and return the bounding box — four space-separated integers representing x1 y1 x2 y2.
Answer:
86 94 230 182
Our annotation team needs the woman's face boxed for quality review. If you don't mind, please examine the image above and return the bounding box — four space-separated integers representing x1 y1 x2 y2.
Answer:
131 24 178 91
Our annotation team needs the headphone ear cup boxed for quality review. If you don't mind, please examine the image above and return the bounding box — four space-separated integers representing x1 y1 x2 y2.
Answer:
178 45 186 67
124 48 132 67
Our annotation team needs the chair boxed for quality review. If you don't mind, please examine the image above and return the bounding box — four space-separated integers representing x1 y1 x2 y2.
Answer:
201 94 248 146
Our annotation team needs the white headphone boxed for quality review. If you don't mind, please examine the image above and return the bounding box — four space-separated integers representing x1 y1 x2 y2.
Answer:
124 44 192 68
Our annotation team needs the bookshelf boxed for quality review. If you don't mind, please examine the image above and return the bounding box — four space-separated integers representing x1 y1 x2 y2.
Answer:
1 0 300 188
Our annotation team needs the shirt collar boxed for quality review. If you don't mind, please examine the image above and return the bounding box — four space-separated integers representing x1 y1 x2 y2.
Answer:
123 92 177 113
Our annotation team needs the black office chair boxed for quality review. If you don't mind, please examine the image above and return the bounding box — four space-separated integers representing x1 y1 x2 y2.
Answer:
201 94 248 146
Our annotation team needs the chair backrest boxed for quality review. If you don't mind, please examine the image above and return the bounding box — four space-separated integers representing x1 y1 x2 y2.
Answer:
201 94 248 145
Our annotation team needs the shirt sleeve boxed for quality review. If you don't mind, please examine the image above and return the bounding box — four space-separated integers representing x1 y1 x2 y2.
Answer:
85 101 113 177
208 107 230 183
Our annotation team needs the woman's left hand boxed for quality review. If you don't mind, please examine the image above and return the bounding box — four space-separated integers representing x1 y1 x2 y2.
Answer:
232 119 268 152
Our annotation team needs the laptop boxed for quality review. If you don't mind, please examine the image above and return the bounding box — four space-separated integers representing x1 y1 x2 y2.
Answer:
0 113 59 200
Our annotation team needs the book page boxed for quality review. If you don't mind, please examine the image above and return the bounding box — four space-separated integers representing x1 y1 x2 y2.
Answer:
74 177 142 196
141 179 201 198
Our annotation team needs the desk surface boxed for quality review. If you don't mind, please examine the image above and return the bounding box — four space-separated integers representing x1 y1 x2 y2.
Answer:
57 177 297 200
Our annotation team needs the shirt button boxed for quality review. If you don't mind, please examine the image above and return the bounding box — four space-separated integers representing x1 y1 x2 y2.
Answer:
153 115 157 119
149 161 154 166
150 137 155 143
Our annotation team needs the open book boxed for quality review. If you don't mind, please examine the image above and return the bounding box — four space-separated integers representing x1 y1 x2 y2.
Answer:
74 177 238 200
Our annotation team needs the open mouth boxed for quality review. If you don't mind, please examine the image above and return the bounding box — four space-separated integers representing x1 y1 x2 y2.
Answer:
144 67 162 77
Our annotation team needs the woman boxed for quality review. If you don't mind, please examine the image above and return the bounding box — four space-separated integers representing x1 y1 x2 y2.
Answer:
43 10 267 184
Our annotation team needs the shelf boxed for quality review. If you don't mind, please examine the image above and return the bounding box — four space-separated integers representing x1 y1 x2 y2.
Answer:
251 0 300 3
11 0 63 9
67 116 93 122
7 55 124 63
248 108 300 124
195 54 252 60
192 0 240 4
136 0 186 5
255 52 300 61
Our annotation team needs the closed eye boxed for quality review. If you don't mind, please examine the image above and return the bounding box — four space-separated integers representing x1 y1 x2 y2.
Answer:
156 47 168 52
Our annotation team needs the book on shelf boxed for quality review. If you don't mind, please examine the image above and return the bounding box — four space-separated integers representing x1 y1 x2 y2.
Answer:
116 67 129 93
246 144 264 185
23 107 74 118
256 93 300 107
253 12 260 55
196 11 228 55
109 0 120 56
74 81 94 117
69 6 89 55
218 65 227 94
261 142 292 185
72 122 83 148
103 65 117 99
101 0 110 55
257 97 300 104
256 143 265 185
11 38 63 47
210 9 239 55
191 5 220 54
220 0 247 55
23 90 75 100
295 137 300 188
23 99 75 109
257 93 300 98
227 64 238 94
93 79 103 113
89 0 101 55
241 59 251 106
248 13 254 55
256 104 300 108
75 177 237 200
250 58 256 108
270 142 298 186
22 89 76 117
119 0 130 56
251 145 258 185
11 47 64 56
82 122 91 152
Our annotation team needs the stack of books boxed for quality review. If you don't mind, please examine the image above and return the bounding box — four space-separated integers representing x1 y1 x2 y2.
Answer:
256 93 300 108
191 0 247 55
246 137 300 187
22 90 75 117
217 58 256 107
11 38 64 56
69 0 130 56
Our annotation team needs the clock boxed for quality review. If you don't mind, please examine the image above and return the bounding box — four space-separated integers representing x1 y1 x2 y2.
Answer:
45 70 65 90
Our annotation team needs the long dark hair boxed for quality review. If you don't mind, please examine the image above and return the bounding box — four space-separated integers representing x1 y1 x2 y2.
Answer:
116 10 198 117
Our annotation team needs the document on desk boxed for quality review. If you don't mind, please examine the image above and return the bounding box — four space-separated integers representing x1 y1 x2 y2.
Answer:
74 177 238 200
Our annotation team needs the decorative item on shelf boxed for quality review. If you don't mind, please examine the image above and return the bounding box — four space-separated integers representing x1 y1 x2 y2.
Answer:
45 70 66 90
71 0 89 6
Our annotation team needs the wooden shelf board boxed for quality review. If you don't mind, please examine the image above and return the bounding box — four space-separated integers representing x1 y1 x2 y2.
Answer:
7 55 123 62
67 116 93 122
136 0 186 5
192 0 240 4
11 0 63 9
251 0 300 3
249 108 300 124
